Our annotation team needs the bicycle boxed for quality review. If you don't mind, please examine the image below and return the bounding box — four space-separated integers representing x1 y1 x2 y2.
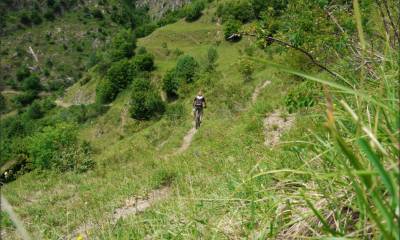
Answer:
194 107 202 129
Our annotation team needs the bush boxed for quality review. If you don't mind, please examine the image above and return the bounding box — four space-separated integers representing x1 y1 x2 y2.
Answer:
96 78 118 104
224 19 242 41
185 1 205 22
132 53 154 72
130 78 165 120
27 123 94 171
285 80 320 113
0 93 6 113
20 11 32 25
206 46 218 72
92 9 104 19
162 69 179 99
135 23 157 38
106 59 135 91
22 75 42 91
109 29 136 61
217 0 255 23
26 101 43 119
238 58 254 82
44 9 55 21
12 91 38 107
30 11 43 25
175 55 199 83
16 66 30 81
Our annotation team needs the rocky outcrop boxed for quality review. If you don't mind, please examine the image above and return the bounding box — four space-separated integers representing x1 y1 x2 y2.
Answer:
136 0 191 18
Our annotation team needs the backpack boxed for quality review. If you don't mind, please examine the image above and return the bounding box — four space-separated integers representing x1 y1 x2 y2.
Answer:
195 96 204 107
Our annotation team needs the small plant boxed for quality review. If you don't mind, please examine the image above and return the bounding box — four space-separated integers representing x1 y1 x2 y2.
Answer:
206 46 218 72
238 58 254 82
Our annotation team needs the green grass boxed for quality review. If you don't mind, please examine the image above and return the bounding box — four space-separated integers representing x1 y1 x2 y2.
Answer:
2 1 398 239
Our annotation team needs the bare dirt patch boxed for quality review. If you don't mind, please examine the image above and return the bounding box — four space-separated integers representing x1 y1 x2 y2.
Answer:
264 111 294 147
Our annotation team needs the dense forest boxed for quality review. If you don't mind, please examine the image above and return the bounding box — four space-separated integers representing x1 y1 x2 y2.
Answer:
0 0 398 239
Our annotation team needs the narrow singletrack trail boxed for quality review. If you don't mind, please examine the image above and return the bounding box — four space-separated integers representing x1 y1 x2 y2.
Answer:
176 126 197 154
252 80 271 103
67 186 171 239
54 99 72 108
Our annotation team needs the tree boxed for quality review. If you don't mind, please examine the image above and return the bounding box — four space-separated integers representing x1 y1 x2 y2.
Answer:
175 55 199 83
130 78 165 120
109 29 136 61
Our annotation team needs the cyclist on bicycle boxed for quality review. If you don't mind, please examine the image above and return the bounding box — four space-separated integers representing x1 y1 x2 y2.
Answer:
193 91 206 123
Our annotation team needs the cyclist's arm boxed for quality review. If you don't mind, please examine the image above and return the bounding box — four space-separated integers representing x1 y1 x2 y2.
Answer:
203 98 207 108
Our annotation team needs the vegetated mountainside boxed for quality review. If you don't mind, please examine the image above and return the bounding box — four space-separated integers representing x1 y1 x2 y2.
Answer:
1 0 398 239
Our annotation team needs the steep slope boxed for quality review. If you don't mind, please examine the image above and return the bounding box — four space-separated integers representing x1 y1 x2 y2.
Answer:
1 6 299 239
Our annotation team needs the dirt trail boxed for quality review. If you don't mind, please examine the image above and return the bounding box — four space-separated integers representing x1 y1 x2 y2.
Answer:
54 99 72 108
68 186 171 239
176 127 197 154
264 111 294 147
252 80 271 103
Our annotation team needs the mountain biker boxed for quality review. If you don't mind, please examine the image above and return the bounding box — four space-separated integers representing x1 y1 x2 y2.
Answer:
193 91 206 123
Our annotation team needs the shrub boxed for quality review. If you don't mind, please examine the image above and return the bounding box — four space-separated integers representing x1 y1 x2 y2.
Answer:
109 29 136 61
162 69 179 99
0 93 6 113
26 101 43 119
175 55 199 83
27 123 94 171
217 0 255 23
16 66 30 81
44 9 55 21
106 59 135 91
284 80 320 113
206 46 218 72
31 11 43 25
223 19 242 41
132 53 154 72
92 9 104 19
130 78 165 120
20 11 32 25
96 78 117 104
135 23 157 38
238 58 254 82
136 47 147 55
12 91 38 107
185 1 205 22
22 75 42 91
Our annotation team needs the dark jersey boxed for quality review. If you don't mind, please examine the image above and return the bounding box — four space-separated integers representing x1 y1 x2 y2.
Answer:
194 96 206 108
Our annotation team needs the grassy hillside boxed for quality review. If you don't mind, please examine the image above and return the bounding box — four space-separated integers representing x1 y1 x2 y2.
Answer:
1 0 398 239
